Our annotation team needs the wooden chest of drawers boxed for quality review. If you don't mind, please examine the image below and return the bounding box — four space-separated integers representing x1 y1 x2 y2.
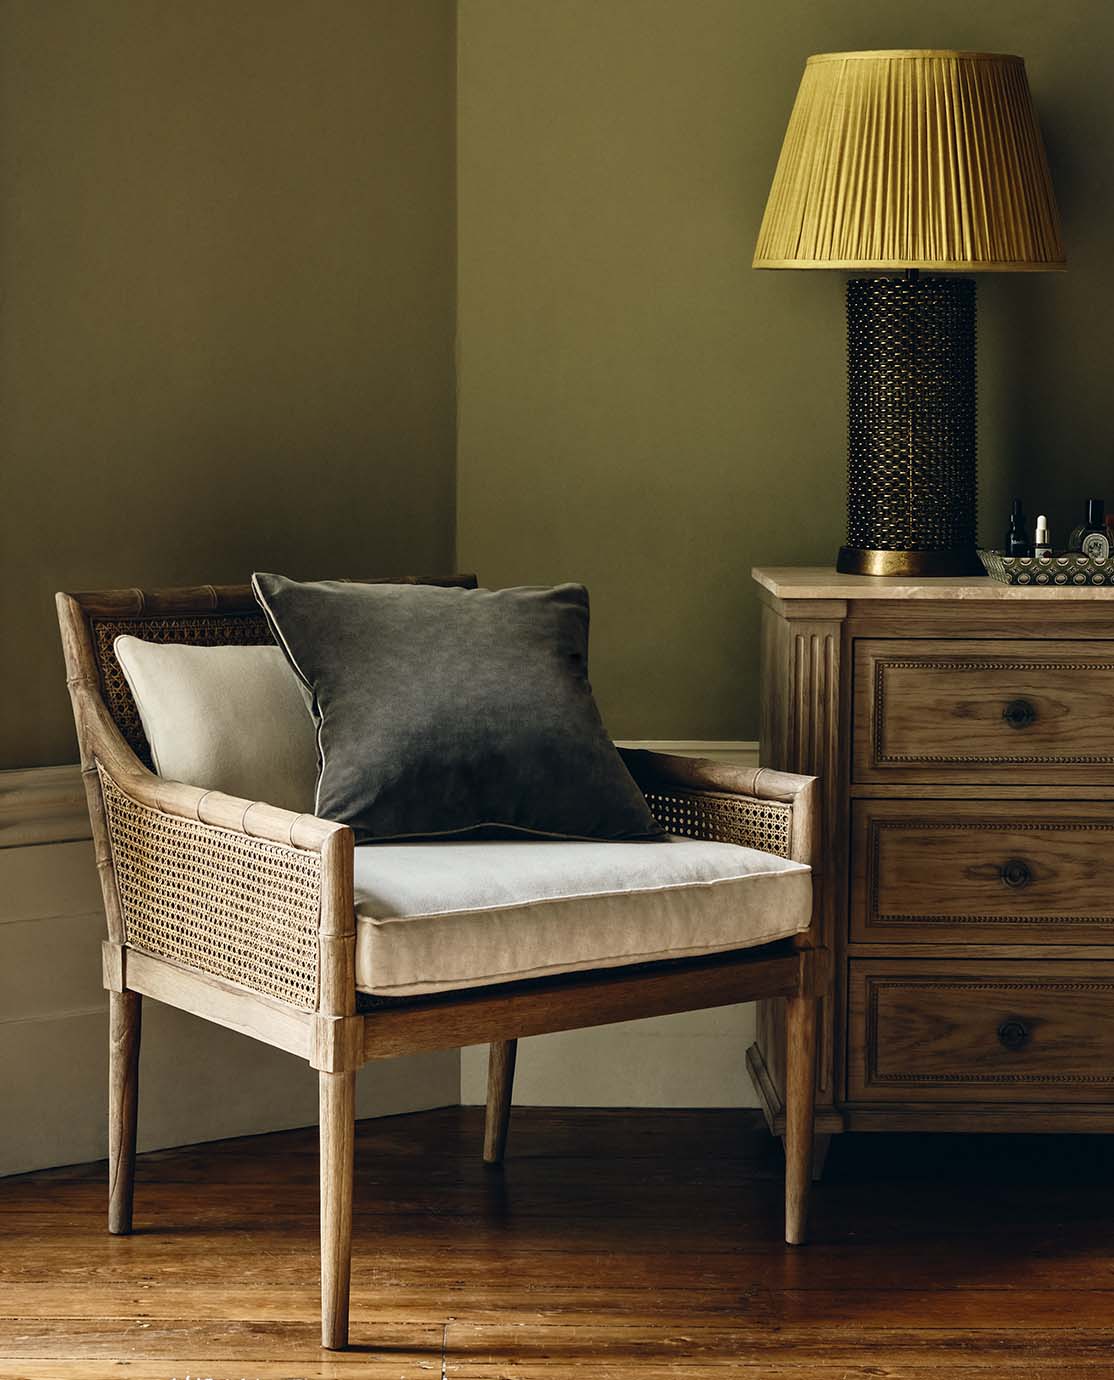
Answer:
749 567 1114 1147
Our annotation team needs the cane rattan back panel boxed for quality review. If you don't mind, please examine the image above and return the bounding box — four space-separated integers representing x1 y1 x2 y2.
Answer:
93 611 271 766
71 577 478 768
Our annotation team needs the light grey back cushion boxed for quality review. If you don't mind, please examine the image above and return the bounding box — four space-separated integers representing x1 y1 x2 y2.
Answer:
252 573 663 842
113 637 318 812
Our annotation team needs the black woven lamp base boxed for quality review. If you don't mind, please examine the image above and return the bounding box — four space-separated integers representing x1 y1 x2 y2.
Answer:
835 274 984 578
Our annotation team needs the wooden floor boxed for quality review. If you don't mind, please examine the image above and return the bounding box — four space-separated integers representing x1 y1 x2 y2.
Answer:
2 1107 1113 1378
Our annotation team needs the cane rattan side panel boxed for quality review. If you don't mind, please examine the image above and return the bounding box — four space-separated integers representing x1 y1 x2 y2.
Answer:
643 788 792 859
91 614 273 765
99 768 321 1009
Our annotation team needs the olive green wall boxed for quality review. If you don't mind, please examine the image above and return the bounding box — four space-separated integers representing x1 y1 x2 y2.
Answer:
1 0 456 768
8 1 1103 764
457 0 1097 739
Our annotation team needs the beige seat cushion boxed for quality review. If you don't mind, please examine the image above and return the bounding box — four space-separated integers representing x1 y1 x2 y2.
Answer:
353 835 810 996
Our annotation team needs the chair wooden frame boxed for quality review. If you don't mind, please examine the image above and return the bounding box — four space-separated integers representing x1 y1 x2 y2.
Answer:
57 579 830 1351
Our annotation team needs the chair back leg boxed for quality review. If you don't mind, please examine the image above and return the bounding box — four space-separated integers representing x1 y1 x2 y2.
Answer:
319 1070 355 1349
783 993 818 1244
483 1039 518 1165
108 991 141 1235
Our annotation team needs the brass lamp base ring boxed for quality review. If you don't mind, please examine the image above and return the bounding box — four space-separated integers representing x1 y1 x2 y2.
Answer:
836 546 987 578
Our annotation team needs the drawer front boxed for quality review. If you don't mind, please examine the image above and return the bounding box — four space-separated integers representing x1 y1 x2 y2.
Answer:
851 800 1114 946
849 959 1114 1103
853 639 1114 783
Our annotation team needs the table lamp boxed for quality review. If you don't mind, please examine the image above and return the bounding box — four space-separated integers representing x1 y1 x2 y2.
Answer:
754 50 1065 576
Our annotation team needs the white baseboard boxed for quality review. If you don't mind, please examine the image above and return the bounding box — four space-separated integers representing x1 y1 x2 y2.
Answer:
459 1005 759 1111
0 764 87 848
0 1000 458 1177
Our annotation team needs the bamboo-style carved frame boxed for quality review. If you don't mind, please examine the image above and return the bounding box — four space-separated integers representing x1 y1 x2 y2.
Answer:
57 579 828 1351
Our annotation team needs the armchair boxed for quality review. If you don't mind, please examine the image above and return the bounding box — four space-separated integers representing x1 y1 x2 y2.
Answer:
56 578 829 1351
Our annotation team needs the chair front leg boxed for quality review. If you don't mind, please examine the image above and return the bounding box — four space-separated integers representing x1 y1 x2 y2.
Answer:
483 1039 518 1165
108 990 141 1235
319 1070 355 1349
783 993 817 1245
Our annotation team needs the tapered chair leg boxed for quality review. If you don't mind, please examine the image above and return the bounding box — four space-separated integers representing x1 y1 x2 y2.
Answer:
108 990 141 1235
784 993 817 1245
483 1039 517 1165
319 1070 355 1350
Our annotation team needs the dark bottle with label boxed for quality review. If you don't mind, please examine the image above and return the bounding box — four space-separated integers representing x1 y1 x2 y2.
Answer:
1068 498 1111 560
1006 500 1032 556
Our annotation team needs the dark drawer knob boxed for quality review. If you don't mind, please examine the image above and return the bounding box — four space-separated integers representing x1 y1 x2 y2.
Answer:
1003 698 1036 729
1000 858 1032 889
997 1019 1031 1051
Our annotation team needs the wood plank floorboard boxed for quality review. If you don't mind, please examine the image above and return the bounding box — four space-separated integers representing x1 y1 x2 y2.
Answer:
1 1107 1112 1377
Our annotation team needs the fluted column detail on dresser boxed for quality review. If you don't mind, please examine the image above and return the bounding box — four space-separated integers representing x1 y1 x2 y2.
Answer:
749 566 1114 1146
750 596 848 1135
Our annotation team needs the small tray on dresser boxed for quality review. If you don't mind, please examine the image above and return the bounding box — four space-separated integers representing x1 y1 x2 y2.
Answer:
979 550 1114 585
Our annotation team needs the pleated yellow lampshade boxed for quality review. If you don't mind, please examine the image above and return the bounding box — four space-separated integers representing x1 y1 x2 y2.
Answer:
753 50 1065 271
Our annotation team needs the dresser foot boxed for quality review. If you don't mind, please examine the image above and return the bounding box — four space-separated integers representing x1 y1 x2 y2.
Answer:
811 1132 832 1182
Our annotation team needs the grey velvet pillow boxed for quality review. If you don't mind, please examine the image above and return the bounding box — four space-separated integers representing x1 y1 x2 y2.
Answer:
251 574 663 843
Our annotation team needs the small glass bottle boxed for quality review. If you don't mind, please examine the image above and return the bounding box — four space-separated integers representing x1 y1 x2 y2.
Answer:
1006 500 1032 556
1068 499 1111 560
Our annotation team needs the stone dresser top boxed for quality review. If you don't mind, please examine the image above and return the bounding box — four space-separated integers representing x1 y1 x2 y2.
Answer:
752 566 1114 601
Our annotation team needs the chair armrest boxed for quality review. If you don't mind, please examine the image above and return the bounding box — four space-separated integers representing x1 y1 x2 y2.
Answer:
620 749 824 965
94 757 355 1015
73 668 355 1016
619 748 819 868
